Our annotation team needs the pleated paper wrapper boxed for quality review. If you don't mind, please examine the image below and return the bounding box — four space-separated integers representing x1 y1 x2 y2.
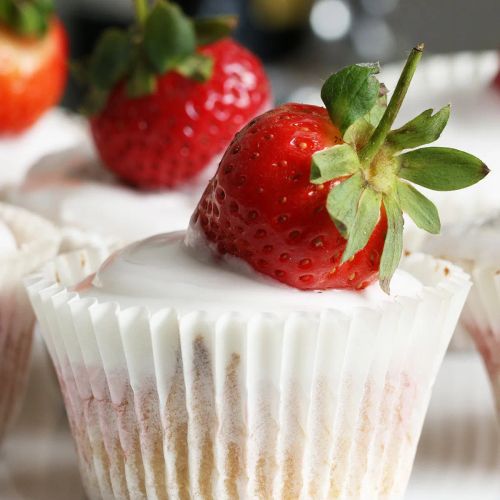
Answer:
0 203 60 440
404 238 475 352
26 247 470 499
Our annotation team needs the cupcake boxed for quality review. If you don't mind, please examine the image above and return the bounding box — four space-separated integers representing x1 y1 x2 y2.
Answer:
26 45 486 498
424 213 500 416
0 2 70 185
0 203 60 441
5 3 271 250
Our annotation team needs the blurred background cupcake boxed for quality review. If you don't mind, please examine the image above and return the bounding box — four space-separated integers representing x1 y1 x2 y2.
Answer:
423 213 500 420
0 203 60 442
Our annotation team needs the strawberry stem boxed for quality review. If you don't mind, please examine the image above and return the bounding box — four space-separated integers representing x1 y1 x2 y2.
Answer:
359 43 424 166
134 0 149 26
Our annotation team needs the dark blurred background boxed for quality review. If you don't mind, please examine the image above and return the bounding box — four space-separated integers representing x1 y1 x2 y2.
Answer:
56 0 500 107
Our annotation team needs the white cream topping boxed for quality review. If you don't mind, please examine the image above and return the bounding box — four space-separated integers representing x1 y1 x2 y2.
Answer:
0 220 17 256
81 231 424 317
424 211 500 265
6 144 215 246
0 109 88 186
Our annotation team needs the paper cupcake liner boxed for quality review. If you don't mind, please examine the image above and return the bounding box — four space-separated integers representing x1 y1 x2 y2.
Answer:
0 203 60 440
405 245 476 353
27 248 470 499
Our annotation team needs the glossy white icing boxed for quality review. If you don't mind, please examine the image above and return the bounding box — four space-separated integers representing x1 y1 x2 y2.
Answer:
81 231 424 317
0 109 88 186
424 210 500 264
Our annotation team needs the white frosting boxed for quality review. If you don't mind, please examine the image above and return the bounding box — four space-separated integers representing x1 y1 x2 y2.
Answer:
0 220 17 256
0 108 88 186
81 231 424 317
6 144 215 246
424 211 500 265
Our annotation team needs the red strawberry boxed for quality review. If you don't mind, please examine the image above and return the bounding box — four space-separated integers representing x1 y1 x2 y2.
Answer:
192 103 387 291
0 18 67 134
190 44 489 292
84 2 270 190
90 38 270 189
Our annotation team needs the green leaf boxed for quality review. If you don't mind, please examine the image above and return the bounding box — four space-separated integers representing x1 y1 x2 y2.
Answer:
0 0 13 23
144 1 196 74
341 188 382 263
82 87 109 116
344 91 387 149
387 105 450 151
89 29 131 90
396 180 440 234
126 58 157 98
310 144 361 184
15 4 42 35
175 53 214 82
326 172 364 237
37 0 54 13
379 194 404 294
398 147 490 191
0 0 54 37
194 14 237 45
321 63 381 135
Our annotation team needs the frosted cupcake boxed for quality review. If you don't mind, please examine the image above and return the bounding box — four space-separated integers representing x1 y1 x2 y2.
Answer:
424 213 500 416
0 3 70 185
26 45 487 498
5 3 270 249
0 203 60 441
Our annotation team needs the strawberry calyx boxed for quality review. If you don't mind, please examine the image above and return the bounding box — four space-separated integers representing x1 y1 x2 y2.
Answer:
0 0 54 37
311 44 490 293
79 0 237 114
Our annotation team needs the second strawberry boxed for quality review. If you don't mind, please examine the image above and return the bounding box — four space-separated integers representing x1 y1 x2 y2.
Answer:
84 1 271 190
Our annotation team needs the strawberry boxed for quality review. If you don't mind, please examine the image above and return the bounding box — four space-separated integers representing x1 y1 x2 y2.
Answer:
90 39 270 189
192 103 388 291
83 1 270 190
190 44 489 293
0 2 67 134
